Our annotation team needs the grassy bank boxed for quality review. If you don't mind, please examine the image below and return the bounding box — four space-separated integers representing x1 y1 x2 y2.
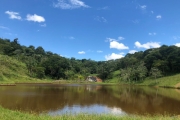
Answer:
0 54 33 83
0 54 53 84
0 106 178 120
136 74 180 88
106 70 180 88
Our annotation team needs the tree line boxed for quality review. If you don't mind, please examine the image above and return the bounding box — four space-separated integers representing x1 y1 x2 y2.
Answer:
0 38 180 82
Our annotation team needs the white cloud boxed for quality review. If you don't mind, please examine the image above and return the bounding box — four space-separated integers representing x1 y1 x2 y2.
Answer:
110 41 129 50
0 26 9 30
97 50 103 53
173 36 180 40
40 24 46 27
106 36 125 42
106 38 116 42
132 19 139 24
98 6 109 10
94 16 107 23
78 51 85 54
149 32 156 36
69 36 75 39
156 15 162 20
5 11 21 20
175 43 180 47
135 41 161 49
140 5 147 10
118 36 125 40
53 0 89 9
129 50 138 54
26 14 45 22
105 53 124 60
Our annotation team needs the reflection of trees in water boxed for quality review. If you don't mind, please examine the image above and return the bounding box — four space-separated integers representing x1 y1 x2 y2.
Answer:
0 85 180 115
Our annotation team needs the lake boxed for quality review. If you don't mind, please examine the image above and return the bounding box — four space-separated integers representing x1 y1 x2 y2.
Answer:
0 84 180 116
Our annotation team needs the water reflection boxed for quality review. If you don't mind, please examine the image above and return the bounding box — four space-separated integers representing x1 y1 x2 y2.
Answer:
48 105 126 116
0 84 180 116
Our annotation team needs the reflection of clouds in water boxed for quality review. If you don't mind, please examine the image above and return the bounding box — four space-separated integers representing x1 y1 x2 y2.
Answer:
109 107 126 115
48 105 126 116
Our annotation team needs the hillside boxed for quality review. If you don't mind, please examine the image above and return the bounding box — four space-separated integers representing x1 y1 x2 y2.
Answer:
1 38 180 85
107 70 180 88
0 55 37 83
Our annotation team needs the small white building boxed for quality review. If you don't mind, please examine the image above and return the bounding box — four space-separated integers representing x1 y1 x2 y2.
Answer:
86 76 97 82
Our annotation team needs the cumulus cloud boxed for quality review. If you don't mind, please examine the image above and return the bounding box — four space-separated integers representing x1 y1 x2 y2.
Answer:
175 43 180 47
40 24 46 27
69 36 75 39
129 50 138 54
140 5 147 10
135 41 160 49
98 6 109 10
26 14 45 22
94 16 107 23
106 38 116 42
106 36 125 42
118 36 125 40
5 11 21 20
53 0 89 9
149 32 156 36
156 15 162 20
78 51 85 54
110 41 129 50
97 50 103 53
105 53 124 60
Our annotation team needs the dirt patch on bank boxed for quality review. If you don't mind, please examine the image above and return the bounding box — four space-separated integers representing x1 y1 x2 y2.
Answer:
175 82 180 88
95 77 103 82
175 83 180 94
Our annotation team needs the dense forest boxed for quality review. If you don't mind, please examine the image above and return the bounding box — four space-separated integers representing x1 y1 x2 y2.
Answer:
0 38 180 82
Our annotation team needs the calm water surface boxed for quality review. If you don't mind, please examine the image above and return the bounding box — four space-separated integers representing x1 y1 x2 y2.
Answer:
0 84 180 116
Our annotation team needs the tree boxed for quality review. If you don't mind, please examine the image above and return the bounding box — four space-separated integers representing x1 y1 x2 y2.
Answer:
120 67 132 83
35 46 45 55
150 67 162 83
35 67 45 79
25 57 37 76
137 62 148 81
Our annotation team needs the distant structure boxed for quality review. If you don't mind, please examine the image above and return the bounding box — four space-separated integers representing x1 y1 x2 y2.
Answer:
86 76 103 82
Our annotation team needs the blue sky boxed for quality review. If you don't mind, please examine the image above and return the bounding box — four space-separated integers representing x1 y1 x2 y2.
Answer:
0 0 180 61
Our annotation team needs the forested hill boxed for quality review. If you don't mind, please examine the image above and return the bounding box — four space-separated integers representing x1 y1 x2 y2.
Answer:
0 38 180 82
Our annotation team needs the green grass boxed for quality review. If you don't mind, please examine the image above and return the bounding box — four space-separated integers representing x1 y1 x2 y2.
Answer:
105 70 180 88
106 70 122 83
137 74 180 88
0 54 180 88
0 106 178 120
0 55 53 84
0 55 27 82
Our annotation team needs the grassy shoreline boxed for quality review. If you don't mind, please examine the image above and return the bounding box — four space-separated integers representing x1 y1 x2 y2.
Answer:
1 71 180 89
0 106 179 120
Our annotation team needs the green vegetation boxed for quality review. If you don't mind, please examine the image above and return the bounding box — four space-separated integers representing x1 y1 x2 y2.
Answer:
137 74 180 88
0 38 180 87
0 54 31 83
106 70 180 88
0 106 178 120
